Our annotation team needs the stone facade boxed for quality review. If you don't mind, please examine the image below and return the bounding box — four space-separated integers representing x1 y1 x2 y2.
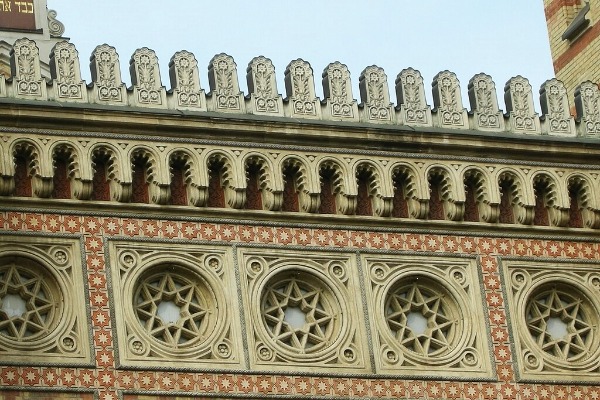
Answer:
1 3 600 400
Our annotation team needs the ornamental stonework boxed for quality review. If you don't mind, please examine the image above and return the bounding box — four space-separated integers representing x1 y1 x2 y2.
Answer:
108 240 242 369
363 254 493 378
503 259 600 381
0 235 92 365
238 248 370 373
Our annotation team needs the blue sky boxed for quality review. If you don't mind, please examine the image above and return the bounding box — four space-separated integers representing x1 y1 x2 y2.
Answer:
48 1 554 109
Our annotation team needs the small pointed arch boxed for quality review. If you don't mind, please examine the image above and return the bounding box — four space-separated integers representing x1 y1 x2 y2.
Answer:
168 149 205 207
90 143 123 202
243 154 282 211
426 165 463 221
496 168 533 225
129 145 170 205
280 156 319 213
531 171 569 227
566 174 600 228
11 140 44 197
205 151 241 208
390 163 428 219
317 159 353 215
50 143 78 199
462 167 499 223
353 161 391 217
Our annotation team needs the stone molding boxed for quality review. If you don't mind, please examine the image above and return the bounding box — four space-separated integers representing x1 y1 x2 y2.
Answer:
1 133 599 228
1 40 599 138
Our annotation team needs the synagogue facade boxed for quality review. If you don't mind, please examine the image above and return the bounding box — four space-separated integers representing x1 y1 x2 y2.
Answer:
1 1 600 399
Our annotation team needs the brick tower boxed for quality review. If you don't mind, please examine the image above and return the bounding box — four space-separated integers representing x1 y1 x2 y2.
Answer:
544 0 600 108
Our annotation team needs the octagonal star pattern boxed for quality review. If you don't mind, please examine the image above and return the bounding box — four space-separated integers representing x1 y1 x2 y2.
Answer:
262 276 335 353
0 263 56 340
526 287 593 360
135 271 209 346
385 280 457 356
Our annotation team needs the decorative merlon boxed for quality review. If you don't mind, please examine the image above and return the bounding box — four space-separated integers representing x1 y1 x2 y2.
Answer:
1 39 600 140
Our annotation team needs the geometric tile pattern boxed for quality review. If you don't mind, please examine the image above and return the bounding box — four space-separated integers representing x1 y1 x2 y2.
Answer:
363 255 493 378
502 260 600 381
1 211 600 399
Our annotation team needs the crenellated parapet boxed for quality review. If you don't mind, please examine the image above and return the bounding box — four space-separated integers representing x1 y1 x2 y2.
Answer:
1 39 600 139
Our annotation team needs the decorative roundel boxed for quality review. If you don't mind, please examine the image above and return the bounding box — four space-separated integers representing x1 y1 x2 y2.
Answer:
525 282 597 362
0 257 61 341
260 270 342 354
384 275 461 357
133 264 217 347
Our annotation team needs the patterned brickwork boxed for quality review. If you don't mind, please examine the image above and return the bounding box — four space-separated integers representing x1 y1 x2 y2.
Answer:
1 210 600 399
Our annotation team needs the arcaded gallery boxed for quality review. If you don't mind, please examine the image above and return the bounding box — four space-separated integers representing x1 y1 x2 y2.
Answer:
1 1 600 399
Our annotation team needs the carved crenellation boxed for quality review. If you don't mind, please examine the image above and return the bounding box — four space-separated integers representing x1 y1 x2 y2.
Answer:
322 62 359 122
284 59 321 119
504 76 541 134
207 53 245 113
129 48 167 108
89 44 127 106
539 79 576 137
359 66 395 123
432 71 468 129
0 40 600 138
2 134 600 228
395 68 432 126
575 81 600 138
246 56 283 116
468 74 505 132
10 38 47 100
168 51 206 111
50 41 87 103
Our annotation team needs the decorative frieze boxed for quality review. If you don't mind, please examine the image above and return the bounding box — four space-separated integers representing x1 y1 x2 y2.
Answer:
246 56 283 116
539 79 576 137
283 59 321 119
432 71 468 129
395 68 432 126
358 65 394 123
49 41 87 103
10 38 47 100
575 81 600 138
504 76 541 134
89 44 127 106
468 73 505 132
207 53 245 113
129 48 167 108
322 62 359 121
168 50 206 111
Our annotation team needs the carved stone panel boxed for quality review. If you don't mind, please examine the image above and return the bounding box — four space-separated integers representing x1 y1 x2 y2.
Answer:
50 41 88 103
322 62 359 121
246 56 283 116
89 44 127 106
10 38 47 100
468 73 505 132
503 260 600 381
129 48 167 108
238 248 370 373
0 235 92 365
283 59 321 119
363 254 493 378
168 50 206 111
359 65 394 123
504 76 541 134
0 73 5 97
108 240 243 369
539 79 576 137
207 53 245 113
395 68 432 126
432 71 468 129
575 81 600 138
